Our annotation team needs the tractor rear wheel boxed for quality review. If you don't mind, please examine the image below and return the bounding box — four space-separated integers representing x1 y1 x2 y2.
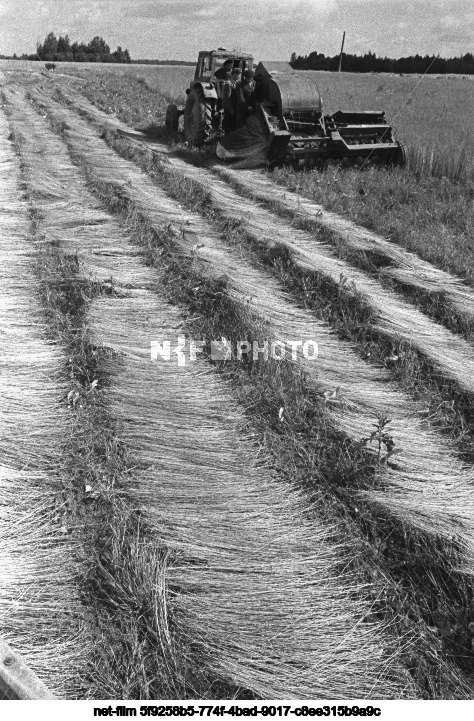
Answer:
165 104 180 132
184 87 212 146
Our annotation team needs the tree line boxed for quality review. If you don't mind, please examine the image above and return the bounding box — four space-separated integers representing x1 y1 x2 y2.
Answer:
290 50 474 75
14 33 132 63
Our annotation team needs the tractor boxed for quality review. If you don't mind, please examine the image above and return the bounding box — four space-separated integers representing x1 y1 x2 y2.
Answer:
166 50 406 168
165 48 253 145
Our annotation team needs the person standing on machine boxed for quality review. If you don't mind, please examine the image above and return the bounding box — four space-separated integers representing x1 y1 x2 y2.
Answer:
222 67 241 133
236 69 255 127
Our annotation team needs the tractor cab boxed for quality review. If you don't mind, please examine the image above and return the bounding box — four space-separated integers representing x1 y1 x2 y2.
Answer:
194 49 254 84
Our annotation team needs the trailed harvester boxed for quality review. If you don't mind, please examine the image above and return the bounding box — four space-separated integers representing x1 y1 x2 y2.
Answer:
251 61 406 166
166 51 406 167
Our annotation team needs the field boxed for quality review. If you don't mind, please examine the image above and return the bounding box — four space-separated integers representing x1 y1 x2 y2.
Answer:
69 62 474 181
1 59 474 700
4 60 473 180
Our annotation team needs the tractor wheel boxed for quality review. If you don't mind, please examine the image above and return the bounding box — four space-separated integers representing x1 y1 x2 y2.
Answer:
165 104 180 132
184 87 212 146
393 140 407 167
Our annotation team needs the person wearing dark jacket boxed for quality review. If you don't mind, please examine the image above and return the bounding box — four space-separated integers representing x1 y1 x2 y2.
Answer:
236 70 255 127
214 58 234 80
245 73 265 109
222 68 242 133
214 59 234 132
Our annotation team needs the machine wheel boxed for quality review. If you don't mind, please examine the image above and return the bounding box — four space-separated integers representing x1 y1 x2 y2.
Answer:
184 87 212 146
393 140 407 167
165 104 180 132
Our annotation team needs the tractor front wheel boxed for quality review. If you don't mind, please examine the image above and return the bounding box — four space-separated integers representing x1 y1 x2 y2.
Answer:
184 87 212 146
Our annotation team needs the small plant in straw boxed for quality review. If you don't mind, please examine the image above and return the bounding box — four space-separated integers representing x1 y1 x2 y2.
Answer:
358 415 397 470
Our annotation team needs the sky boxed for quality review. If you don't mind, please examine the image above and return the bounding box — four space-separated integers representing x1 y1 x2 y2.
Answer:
0 0 473 61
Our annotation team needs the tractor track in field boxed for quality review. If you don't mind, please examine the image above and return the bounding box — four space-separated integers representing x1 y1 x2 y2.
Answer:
0 101 89 698
18 82 474 581
2 84 423 700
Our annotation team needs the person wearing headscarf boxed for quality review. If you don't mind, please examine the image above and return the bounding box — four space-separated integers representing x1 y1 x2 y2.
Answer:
236 69 255 127
222 67 242 133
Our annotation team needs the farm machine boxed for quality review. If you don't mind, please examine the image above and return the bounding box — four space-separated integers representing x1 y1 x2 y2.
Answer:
165 49 406 167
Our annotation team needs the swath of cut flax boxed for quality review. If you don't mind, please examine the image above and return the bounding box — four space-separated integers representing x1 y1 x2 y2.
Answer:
91 294 411 699
53 85 474 394
0 106 88 698
215 166 474 319
57 83 474 325
24 85 474 572
143 154 474 395
3 88 414 699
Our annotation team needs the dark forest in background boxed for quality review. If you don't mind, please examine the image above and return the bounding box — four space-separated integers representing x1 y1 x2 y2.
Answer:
7 33 132 63
290 50 474 74
2 33 473 73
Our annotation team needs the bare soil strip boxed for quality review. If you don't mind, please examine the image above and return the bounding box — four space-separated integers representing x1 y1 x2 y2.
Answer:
21 86 474 575
3 88 413 700
0 103 88 698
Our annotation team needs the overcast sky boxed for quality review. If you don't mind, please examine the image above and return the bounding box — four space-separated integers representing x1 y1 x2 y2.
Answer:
1 0 472 60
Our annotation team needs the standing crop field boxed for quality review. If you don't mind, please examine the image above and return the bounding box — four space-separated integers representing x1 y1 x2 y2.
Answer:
1 60 474 701
309 70 474 176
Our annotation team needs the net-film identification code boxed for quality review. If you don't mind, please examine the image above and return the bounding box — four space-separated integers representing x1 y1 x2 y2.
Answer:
93 706 382 718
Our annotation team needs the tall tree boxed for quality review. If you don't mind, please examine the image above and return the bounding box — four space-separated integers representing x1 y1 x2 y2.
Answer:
57 34 70 54
38 32 58 60
87 36 111 62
